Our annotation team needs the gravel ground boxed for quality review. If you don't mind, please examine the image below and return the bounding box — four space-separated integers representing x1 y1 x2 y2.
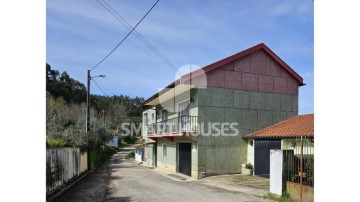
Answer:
53 147 270 202
52 158 111 202
105 148 270 202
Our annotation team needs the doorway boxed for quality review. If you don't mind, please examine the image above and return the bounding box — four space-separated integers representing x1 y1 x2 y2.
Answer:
178 143 191 176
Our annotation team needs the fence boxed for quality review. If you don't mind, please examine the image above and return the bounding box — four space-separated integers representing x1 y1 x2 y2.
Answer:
147 115 198 134
283 137 314 201
284 137 314 187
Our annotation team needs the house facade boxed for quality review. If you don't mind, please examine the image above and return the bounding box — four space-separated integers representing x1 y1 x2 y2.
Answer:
141 43 304 179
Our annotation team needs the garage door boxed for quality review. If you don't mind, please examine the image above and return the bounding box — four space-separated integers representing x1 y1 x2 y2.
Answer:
254 140 281 178
178 143 191 176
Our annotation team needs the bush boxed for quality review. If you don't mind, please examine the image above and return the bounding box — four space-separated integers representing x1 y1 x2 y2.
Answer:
245 163 253 170
46 136 66 148
126 151 135 159
90 146 117 169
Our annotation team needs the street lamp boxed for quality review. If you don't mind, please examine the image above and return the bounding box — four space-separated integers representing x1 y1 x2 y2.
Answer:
86 70 106 170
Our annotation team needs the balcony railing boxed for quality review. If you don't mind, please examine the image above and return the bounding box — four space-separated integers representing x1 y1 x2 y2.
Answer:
147 115 198 135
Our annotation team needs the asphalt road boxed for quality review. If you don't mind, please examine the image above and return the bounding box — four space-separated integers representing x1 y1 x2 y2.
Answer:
54 147 269 202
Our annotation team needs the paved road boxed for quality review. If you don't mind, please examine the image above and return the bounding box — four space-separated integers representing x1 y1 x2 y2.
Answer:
54 147 269 202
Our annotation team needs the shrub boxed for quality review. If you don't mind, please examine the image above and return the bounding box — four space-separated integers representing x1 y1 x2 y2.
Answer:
90 146 117 169
245 163 253 170
46 136 66 148
126 151 135 159
263 192 293 202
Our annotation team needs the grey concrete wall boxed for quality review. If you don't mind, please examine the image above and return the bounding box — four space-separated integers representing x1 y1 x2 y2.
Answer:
46 148 86 195
196 87 298 175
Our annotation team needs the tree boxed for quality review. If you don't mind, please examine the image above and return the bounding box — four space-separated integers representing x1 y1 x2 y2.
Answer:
46 64 86 104
108 102 128 129
46 63 145 148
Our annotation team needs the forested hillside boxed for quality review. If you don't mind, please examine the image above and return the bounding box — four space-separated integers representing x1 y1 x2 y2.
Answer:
46 63 144 148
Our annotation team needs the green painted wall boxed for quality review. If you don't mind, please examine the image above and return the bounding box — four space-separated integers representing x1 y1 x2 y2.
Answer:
196 87 298 175
156 137 199 174
143 86 298 176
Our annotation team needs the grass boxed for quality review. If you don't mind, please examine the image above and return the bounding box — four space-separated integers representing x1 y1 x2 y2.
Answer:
263 192 293 202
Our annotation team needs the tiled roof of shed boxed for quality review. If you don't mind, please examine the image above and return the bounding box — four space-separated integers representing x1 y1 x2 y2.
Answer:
244 114 314 139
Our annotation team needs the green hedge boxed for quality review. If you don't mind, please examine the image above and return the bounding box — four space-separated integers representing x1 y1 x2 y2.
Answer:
90 146 117 169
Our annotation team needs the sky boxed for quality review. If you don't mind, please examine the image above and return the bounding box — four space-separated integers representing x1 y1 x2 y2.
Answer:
46 0 314 114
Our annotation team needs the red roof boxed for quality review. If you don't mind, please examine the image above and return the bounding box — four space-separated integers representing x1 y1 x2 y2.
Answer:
244 114 314 139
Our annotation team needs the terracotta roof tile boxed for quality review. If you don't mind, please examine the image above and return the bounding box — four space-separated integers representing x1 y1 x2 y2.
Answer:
244 114 314 139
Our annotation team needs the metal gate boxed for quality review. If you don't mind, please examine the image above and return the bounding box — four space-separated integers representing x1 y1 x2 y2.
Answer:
284 137 314 187
254 139 281 178
178 143 191 176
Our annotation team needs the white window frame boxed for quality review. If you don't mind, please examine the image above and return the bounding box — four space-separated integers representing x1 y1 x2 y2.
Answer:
143 113 148 126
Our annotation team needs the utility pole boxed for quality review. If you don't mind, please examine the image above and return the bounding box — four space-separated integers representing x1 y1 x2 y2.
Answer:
86 70 91 170
86 70 105 171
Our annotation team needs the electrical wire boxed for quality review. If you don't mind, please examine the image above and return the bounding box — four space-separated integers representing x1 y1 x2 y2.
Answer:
91 0 160 71
97 0 177 72
92 78 107 96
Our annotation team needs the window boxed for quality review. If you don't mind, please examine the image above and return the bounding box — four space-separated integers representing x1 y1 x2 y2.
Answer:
143 113 148 126
162 110 168 120
163 144 167 157
151 113 155 121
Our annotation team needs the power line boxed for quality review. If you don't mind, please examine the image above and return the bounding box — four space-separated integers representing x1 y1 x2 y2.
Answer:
101 86 116 96
97 0 177 72
92 78 107 96
91 0 160 71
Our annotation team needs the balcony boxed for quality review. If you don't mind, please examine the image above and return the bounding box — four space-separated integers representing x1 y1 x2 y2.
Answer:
147 115 198 135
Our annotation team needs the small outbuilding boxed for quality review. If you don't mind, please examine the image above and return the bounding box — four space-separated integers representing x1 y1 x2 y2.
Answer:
243 114 314 178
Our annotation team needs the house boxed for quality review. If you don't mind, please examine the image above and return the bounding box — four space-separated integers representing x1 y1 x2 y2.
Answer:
243 114 314 178
141 43 304 179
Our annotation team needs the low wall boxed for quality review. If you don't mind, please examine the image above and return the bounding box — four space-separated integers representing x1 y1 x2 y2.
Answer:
46 148 88 195
80 152 88 173
286 181 314 202
135 147 143 163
